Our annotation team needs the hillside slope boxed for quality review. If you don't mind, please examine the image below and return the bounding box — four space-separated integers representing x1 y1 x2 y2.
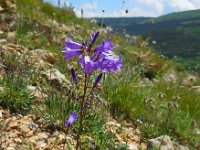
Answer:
96 10 200 71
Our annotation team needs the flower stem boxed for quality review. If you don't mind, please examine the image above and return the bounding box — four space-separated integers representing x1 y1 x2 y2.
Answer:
76 73 88 150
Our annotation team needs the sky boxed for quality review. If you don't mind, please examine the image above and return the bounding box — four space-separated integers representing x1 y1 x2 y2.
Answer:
44 0 200 18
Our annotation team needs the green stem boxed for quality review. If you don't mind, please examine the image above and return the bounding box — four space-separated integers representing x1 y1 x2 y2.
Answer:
76 73 88 150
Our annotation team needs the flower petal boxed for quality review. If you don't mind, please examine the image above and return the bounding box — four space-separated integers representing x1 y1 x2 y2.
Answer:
71 68 78 84
67 112 78 127
93 73 103 88
64 37 83 49
62 49 82 60
79 55 98 75
95 38 115 52
88 32 100 51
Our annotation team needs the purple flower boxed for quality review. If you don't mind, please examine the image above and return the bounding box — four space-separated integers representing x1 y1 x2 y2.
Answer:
71 68 78 84
88 32 99 52
62 32 123 74
98 53 123 72
64 112 78 127
93 73 103 88
95 38 115 52
62 36 83 60
78 55 98 75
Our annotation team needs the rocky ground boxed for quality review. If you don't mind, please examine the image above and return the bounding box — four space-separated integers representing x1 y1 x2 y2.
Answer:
0 0 198 149
0 109 148 150
0 108 191 150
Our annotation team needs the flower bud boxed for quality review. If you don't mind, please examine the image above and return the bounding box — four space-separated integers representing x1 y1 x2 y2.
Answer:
71 68 78 84
93 73 103 88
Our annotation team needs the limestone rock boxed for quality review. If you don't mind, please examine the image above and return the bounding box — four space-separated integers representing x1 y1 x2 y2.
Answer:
148 135 189 150
191 86 200 94
0 111 2 118
6 121 18 131
41 69 71 87
0 43 27 56
127 143 138 150
26 49 57 67
24 130 34 137
27 85 47 100
0 39 7 44
163 71 177 83
0 5 4 12
7 32 16 41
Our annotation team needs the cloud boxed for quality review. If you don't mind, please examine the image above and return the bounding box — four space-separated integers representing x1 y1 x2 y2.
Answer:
75 2 97 18
135 0 164 14
74 0 200 18
75 0 164 18
166 0 195 11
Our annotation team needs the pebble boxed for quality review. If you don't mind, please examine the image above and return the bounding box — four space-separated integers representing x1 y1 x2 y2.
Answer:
0 111 2 118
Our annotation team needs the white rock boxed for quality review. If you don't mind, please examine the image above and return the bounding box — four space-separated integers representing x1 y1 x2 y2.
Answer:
128 143 138 150
148 135 189 150
6 147 15 150
36 141 46 148
41 69 70 86
0 111 2 118
0 39 7 43
0 6 4 12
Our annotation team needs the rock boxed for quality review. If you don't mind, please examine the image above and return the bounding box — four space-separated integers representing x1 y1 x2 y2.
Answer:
148 135 189 150
0 87 5 93
14 138 22 144
81 136 97 150
0 39 7 44
0 31 4 34
27 85 47 100
6 121 18 131
20 125 31 136
6 147 15 150
35 132 49 140
194 128 200 135
19 117 32 125
9 129 20 138
163 71 177 83
36 141 46 148
182 75 197 86
41 69 71 87
0 65 4 79
28 122 39 130
27 132 49 146
57 134 66 144
7 32 16 41
191 86 200 94
1 43 27 56
0 111 2 118
0 5 4 12
43 52 57 64
106 120 121 133
27 49 57 67
24 130 34 137
127 143 138 150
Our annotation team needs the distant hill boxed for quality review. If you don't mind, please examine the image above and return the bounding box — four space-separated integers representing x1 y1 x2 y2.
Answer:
95 9 200 71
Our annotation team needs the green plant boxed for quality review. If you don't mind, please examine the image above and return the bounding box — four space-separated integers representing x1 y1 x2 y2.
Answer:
0 73 34 113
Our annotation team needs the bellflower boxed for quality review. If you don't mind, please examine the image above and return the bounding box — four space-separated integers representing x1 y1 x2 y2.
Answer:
98 53 123 72
93 73 103 88
64 112 78 127
62 32 123 74
62 36 83 60
71 68 78 84
95 38 115 53
88 32 99 52
78 55 98 75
